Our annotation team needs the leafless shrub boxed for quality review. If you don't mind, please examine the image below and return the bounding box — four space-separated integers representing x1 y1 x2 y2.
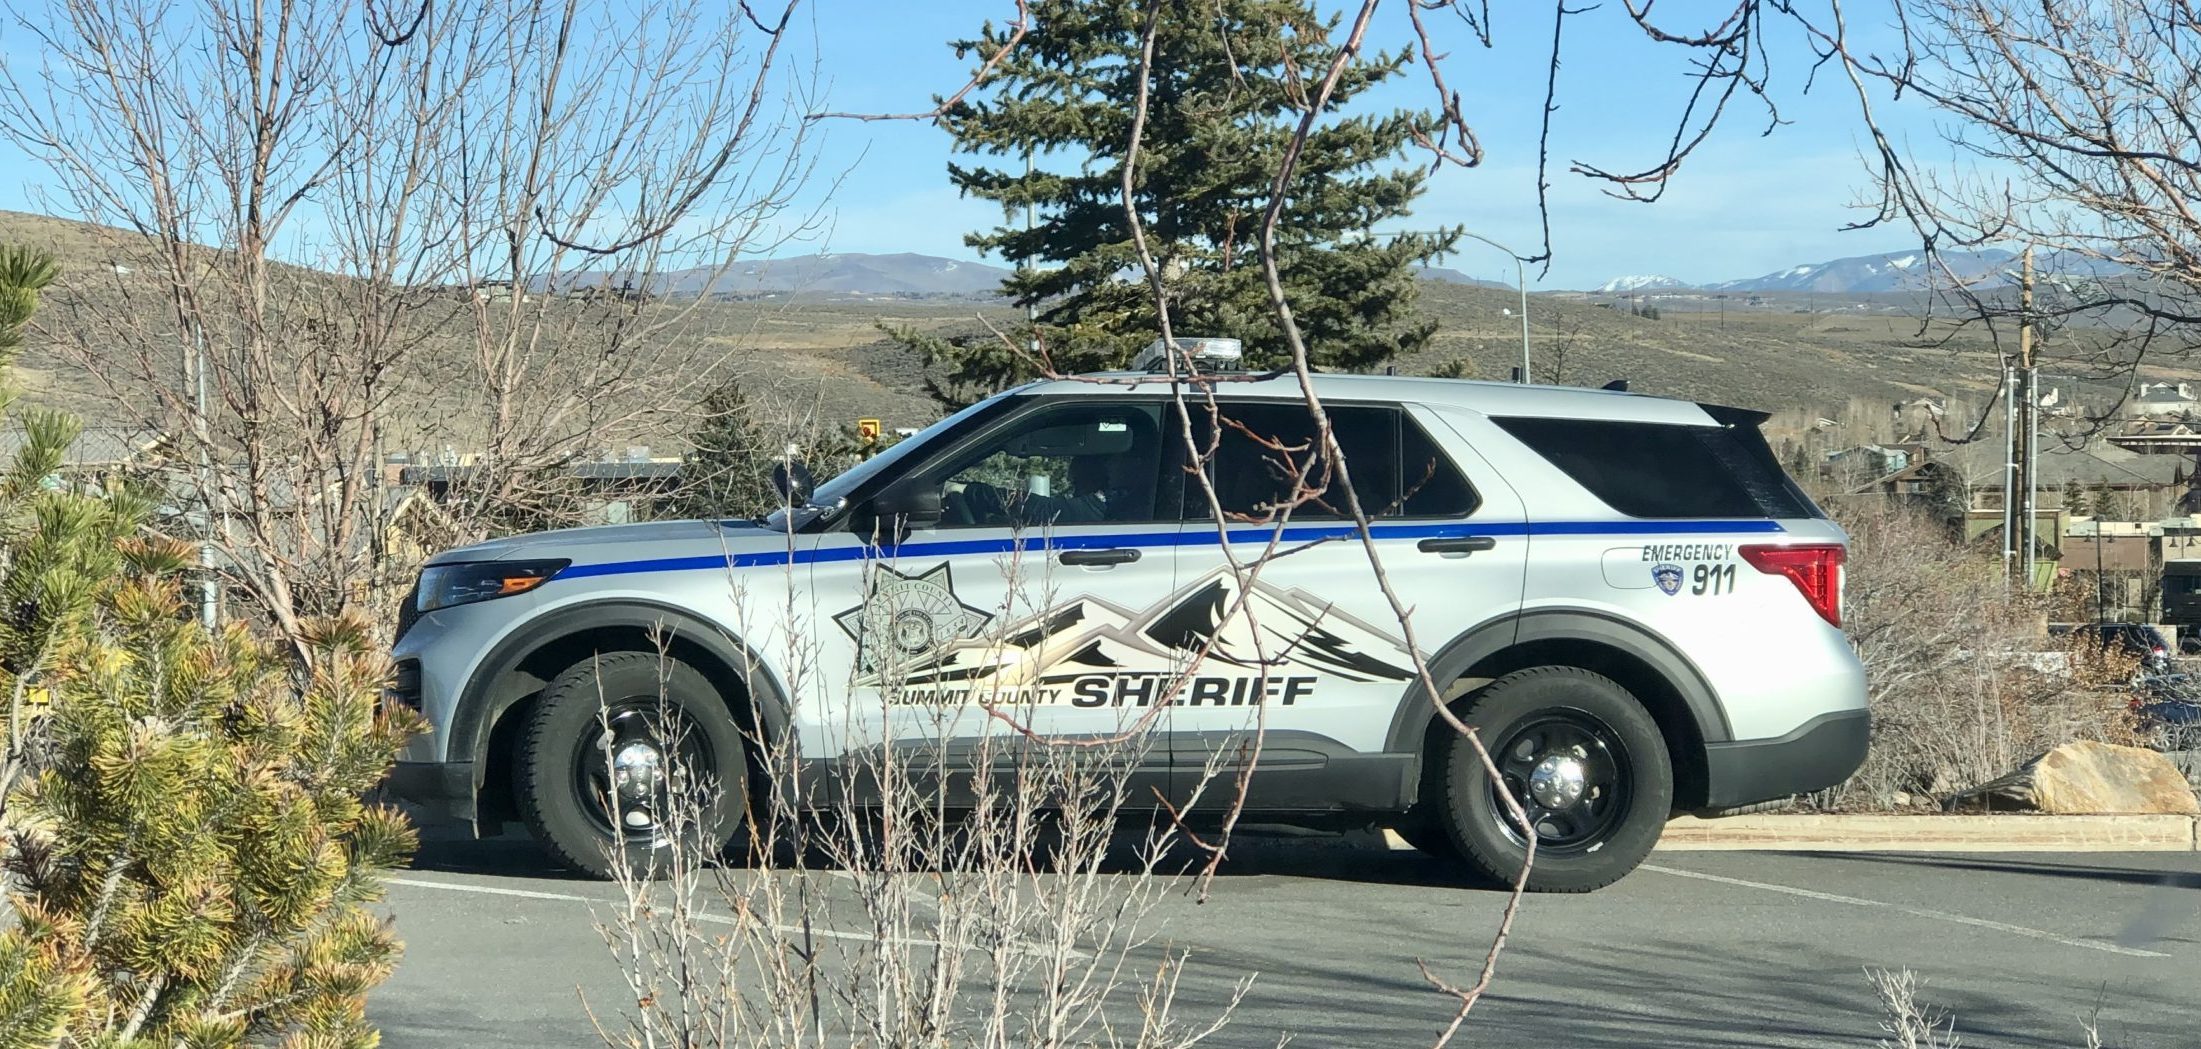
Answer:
1869 969 1962 1049
0 0 823 655
587 548 1250 1048
1820 497 2143 809
1868 968 2103 1049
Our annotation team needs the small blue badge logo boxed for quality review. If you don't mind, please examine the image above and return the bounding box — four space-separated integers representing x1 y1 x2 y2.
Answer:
1652 563 1685 596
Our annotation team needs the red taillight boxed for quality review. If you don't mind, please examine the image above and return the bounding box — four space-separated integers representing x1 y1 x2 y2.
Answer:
1740 543 1846 628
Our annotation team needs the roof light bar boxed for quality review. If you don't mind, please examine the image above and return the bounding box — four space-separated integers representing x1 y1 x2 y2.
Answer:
1133 336 1243 373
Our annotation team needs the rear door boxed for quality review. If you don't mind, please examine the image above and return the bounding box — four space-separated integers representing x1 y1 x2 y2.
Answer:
1161 398 1528 808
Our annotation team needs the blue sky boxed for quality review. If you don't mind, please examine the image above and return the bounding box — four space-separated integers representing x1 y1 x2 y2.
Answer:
798 2 1956 290
0 2 1959 291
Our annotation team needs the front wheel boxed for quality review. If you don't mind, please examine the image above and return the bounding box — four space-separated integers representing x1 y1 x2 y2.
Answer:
516 652 749 879
1434 667 1672 893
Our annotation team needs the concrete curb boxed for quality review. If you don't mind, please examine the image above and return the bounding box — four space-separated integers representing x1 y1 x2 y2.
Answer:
1653 813 2201 852
1377 815 2201 853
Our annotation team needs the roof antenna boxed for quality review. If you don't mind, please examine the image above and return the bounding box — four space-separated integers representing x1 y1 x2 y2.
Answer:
1602 379 1630 392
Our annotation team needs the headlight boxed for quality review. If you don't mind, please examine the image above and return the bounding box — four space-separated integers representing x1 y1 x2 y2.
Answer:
415 559 569 613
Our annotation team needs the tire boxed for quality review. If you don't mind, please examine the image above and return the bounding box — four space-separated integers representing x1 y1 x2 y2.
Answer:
516 651 749 879
1434 666 1672 893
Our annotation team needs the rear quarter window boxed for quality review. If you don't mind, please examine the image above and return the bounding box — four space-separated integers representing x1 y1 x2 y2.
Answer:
1493 416 1822 519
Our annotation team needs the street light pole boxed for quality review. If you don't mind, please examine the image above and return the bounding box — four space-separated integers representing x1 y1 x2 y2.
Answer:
1453 230 1531 384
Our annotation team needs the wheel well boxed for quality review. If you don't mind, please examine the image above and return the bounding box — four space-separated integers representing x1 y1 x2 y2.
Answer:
1446 639 1710 811
474 626 764 830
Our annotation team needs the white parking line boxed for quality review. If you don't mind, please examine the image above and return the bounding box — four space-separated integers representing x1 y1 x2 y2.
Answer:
389 875 1075 956
391 877 597 903
1642 863 2171 959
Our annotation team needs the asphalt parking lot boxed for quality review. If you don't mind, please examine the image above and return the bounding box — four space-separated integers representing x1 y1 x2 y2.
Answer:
373 833 2199 1048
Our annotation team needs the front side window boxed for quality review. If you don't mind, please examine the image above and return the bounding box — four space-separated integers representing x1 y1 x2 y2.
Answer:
933 402 1171 528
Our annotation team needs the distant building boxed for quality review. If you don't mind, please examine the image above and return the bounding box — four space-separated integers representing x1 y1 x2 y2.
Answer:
2131 381 2199 419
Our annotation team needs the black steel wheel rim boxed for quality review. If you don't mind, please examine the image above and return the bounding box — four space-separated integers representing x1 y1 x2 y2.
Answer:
570 699 716 844
1485 709 1632 854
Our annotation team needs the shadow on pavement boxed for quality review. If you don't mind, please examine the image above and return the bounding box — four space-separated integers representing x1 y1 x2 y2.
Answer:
406 823 598 881
405 820 1515 891
1162 934 2180 1049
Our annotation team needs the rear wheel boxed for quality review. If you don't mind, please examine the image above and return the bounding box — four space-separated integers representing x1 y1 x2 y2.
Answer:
1434 667 1671 893
516 652 748 879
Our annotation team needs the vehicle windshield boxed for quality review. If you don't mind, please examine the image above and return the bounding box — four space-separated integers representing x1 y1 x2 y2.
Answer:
760 393 1018 531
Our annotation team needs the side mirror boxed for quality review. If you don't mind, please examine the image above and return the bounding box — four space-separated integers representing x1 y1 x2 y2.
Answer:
868 476 942 541
770 458 815 505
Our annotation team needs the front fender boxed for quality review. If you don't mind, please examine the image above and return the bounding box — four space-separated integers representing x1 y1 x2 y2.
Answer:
448 598 795 776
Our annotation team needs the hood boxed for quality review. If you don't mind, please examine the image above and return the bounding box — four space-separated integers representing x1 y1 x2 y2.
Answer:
425 518 775 566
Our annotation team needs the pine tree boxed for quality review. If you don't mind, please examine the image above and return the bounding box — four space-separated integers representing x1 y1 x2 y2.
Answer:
0 245 419 1047
903 0 1458 403
2062 479 2093 518
0 247 131 730
1426 356 1477 380
2 579 417 1048
664 379 779 522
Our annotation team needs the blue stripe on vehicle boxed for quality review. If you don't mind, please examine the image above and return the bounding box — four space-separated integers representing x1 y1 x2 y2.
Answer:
550 518 1786 581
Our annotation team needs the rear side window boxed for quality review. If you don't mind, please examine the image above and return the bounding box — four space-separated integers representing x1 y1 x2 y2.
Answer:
1185 403 1479 520
1494 416 1821 519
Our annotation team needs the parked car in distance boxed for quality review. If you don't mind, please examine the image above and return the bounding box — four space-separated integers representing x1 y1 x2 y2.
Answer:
2130 673 2201 750
2055 623 2173 675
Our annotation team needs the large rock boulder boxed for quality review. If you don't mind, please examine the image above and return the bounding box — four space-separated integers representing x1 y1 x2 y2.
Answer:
1945 741 2201 814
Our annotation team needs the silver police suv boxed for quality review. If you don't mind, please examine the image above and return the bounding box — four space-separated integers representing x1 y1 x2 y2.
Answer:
387 352 1868 892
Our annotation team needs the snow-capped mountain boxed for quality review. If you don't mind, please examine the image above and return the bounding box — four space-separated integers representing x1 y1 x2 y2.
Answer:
1704 249 2017 294
1586 248 2129 295
1596 274 1691 293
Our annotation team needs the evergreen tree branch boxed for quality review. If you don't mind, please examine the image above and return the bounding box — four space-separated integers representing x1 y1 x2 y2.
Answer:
116 971 165 1041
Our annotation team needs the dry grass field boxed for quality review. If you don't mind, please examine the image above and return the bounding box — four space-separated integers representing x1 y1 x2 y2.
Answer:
5 207 2177 449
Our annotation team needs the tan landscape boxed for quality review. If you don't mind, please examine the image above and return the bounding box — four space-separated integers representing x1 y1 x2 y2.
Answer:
0 207 2155 453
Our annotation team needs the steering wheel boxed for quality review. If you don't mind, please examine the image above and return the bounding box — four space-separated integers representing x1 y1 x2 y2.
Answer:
942 486 976 526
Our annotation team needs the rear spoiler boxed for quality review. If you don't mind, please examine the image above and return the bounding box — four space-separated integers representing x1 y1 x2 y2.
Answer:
1699 402 1772 428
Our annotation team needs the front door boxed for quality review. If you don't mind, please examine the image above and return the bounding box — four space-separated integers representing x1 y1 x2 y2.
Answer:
803 397 1187 792
1162 399 1529 810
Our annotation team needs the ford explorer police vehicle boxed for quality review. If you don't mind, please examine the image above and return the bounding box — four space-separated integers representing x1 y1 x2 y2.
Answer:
386 338 1868 892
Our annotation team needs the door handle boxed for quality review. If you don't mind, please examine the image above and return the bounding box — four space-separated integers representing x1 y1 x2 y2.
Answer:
1418 536 1497 555
1060 548 1141 566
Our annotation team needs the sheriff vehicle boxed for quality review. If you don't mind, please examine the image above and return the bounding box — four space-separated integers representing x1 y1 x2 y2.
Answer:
386 338 1867 892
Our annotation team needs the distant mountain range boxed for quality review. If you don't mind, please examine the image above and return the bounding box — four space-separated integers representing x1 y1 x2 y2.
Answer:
1590 248 2127 295
1416 265 1512 289
553 252 1517 298
551 252 1015 298
557 245 2129 301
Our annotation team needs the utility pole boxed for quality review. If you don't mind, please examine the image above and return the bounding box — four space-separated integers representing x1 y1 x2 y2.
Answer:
2003 354 2018 578
2019 246 2039 586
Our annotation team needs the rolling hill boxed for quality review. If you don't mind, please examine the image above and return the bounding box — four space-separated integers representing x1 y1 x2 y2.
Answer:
0 208 2108 449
